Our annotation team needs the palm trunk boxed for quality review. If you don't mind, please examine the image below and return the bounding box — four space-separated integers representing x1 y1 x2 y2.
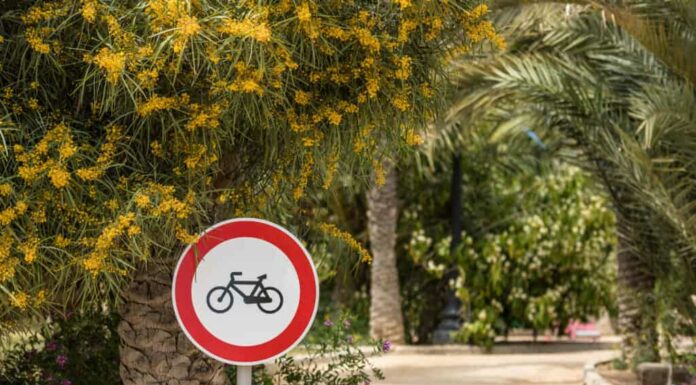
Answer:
118 257 229 385
367 163 405 343
616 219 659 366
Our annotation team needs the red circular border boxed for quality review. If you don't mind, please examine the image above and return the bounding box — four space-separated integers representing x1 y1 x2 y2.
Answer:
172 219 318 364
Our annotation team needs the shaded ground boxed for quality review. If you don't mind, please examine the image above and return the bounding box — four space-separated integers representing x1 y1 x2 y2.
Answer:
597 367 639 385
372 348 618 385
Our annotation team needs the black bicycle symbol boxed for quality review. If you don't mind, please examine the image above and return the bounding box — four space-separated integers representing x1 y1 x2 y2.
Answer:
206 272 284 314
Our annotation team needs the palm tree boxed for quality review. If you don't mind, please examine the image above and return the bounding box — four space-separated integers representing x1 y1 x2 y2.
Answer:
445 1 696 365
367 161 406 343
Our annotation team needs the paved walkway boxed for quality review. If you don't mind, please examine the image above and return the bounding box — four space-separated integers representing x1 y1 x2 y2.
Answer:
372 349 618 385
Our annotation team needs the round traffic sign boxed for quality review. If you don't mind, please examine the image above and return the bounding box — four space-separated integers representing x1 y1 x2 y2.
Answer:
172 218 319 365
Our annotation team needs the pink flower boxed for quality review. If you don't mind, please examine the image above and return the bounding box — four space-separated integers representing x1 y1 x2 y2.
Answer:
56 354 68 368
382 340 392 353
45 340 58 351
323 319 333 327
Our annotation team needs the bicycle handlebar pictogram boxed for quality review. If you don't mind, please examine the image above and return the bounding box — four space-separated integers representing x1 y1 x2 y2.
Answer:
206 272 284 314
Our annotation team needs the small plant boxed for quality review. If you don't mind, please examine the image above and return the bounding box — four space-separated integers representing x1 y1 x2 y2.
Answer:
229 315 387 385
611 358 628 370
455 312 496 350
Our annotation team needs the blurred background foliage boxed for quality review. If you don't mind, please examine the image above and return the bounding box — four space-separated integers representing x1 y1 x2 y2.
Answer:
302 123 617 346
402 138 616 347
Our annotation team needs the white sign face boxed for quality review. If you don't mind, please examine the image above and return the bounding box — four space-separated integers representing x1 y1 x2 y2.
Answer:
190 237 301 346
172 218 319 365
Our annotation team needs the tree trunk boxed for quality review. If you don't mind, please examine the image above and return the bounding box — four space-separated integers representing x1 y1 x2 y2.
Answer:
367 163 405 343
118 257 229 385
616 221 659 366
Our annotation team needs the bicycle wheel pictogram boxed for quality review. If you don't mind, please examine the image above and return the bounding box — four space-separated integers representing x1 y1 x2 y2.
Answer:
206 286 234 313
257 287 283 314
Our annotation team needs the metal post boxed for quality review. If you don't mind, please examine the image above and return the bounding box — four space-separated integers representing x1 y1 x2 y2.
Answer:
433 153 463 344
237 365 252 385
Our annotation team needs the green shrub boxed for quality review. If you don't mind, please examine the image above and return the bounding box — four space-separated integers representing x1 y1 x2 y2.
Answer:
2 312 386 385
228 315 386 385
401 152 617 345
0 312 120 385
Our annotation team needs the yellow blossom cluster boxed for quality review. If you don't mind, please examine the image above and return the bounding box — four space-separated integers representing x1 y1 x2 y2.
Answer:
83 213 137 275
0 183 12 196
372 159 387 187
426 17 444 41
323 152 340 190
0 202 27 227
27 98 40 110
132 183 195 220
8 289 47 311
55 234 70 248
20 2 68 53
294 91 312 106
394 0 413 10
0 232 18 282
404 127 424 146
461 4 506 49
394 56 413 80
391 90 412 112
295 3 319 39
296 3 312 22
294 153 315 200
354 124 376 154
18 236 39 263
10 292 28 310
21 1 69 24
174 15 202 54
144 0 189 31
48 167 70 188
226 63 265 96
89 48 126 84
175 225 199 244
137 95 180 117
186 103 223 131
81 0 98 23
219 17 272 43
150 141 164 158
137 68 159 89
317 223 372 263
183 144 218 170
76 125 121 181
25 27 52 54
15 122 76 188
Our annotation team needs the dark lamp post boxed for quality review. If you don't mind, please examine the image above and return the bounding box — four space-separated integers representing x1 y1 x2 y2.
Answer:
433 153 463 344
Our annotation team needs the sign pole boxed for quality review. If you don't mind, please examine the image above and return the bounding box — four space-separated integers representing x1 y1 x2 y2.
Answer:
237 365 252 385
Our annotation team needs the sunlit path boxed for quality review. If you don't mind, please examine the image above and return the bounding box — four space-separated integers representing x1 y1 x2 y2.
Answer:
374 349 617 385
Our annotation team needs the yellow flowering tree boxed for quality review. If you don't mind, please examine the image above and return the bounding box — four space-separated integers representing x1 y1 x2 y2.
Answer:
0 0 499 383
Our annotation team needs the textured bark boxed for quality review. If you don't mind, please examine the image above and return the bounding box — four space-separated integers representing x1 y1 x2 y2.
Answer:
616 222 659 366
118 258 229 385
367 164 405 343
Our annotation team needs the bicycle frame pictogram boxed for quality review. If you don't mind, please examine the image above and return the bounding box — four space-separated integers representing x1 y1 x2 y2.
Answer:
206 272 284 314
